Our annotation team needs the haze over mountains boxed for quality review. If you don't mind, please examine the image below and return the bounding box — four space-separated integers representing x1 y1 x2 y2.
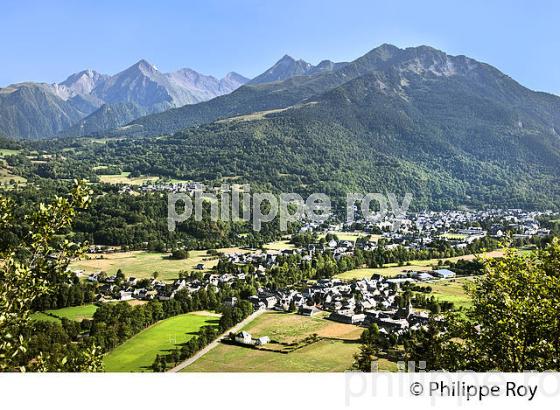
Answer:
0 61 248 139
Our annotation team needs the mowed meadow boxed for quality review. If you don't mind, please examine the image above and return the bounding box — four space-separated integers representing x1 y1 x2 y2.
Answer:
31 304 99 323
335 250 505 280
70 250 219 281
69 241 290 282
183 311 397 372
104 311 220 372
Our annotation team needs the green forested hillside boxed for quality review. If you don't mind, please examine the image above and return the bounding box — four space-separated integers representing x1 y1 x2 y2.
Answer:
12 44 560 210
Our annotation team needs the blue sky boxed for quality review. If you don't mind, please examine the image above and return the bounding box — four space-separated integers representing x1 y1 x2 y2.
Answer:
2 0 559 94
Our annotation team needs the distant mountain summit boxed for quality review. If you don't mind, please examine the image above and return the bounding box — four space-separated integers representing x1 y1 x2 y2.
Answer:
60 69 109 95
166 68 248 102
0 61 248 139
115 44 560 210
249 55 314 84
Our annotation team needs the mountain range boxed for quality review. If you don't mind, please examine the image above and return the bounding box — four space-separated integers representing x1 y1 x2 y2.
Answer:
53 43 558 210
3 43 560 209
0 61 248 139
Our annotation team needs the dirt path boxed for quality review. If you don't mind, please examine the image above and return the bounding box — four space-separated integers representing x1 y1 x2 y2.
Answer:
167 309 265 373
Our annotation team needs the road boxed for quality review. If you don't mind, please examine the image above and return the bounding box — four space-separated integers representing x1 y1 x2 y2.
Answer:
168 309 265 373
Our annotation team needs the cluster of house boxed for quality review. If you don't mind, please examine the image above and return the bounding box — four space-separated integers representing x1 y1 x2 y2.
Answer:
118 181 255 196
73 206 556 337
338 208 553 251
78 265 254 302
81 273 163 301
118 181 206 195
234 275 434 336
222 239 357 267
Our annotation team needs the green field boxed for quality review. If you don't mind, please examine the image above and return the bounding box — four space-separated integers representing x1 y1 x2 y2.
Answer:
0 148 21 157
70 250 218 281
104 312 220 372
30 312 61 323
0 167 26 185
31 304 98 323
183 311 392 372
263 240 295 251
47 304 98 321
426 278 474 309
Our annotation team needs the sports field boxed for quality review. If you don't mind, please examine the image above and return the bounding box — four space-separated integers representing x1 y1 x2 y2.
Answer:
183 311 396 372
104 311 220 372
70 250 218 281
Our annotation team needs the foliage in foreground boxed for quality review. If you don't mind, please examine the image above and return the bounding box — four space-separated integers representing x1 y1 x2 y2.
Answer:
0 181 103 371
355 239 560 371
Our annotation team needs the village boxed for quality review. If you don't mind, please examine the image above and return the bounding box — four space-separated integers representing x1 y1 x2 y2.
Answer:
72 206 556 340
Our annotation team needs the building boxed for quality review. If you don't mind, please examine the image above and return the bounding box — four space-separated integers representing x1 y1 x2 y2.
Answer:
328 310 366 324
234 331 253 345
432 269 456 279
224 297 238 308
300 305 321 316
413 272 434 281
255 336 270 346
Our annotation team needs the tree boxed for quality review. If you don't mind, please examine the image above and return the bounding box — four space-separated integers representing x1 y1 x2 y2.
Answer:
353 324 381 372
404 240 560 371
171 248 189 260
0 180 103 371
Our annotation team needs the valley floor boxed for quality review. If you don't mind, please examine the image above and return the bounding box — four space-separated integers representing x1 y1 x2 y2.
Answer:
182 311 397 372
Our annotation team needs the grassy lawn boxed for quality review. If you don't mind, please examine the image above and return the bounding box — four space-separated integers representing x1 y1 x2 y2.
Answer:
70 250 218 282
184 311 366 372
46 304 98 321
98 172 158 185
104 312 220 372
30 312 61 323
335 251 504 280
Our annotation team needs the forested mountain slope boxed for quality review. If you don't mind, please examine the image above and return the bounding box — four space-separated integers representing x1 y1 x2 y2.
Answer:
57 48 560 210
